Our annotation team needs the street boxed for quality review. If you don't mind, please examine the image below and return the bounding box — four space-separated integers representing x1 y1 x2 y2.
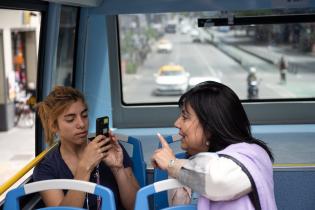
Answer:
122 29 315 103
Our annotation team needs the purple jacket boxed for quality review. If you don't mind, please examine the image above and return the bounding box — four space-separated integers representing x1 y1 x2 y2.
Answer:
197 143 277 210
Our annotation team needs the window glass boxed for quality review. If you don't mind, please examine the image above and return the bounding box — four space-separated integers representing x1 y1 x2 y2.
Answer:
118 12 315 104
0 8 41 199
55 6 78 86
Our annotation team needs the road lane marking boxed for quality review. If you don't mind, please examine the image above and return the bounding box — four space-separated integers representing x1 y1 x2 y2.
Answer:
192 44 218 77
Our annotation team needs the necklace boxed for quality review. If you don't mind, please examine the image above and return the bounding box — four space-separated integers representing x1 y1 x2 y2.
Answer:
86 164 101 210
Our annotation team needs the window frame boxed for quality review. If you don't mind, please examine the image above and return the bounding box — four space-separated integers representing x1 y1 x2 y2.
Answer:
108 14 315 128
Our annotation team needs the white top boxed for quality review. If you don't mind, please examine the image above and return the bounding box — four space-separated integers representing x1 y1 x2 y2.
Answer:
169 152 252 201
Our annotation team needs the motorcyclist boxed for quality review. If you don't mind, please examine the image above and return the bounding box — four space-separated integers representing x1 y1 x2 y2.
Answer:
278 56 287 84
247 67 259 99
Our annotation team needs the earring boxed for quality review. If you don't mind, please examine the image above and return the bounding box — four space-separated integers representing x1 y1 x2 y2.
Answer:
206 141 210 146
54 132 60 141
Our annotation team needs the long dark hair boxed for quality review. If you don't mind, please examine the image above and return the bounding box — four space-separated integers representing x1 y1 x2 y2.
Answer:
179 81 274 162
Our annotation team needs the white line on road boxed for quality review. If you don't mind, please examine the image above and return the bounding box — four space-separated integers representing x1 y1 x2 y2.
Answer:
192 44 218 77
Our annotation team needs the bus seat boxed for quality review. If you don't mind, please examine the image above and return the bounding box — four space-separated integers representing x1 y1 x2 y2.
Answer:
154 135 187 210
38 208 85 210
3 179 116 210
135 178 196 210
117 134 147 187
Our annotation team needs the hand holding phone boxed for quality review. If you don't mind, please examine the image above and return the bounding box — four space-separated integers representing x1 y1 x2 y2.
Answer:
96 116 109 137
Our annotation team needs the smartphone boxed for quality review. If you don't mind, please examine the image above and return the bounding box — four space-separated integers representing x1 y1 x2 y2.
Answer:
96 116 109 137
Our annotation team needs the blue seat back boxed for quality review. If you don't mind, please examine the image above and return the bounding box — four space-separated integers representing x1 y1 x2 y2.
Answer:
38 208 85 210
135 179 196 210
4 179 116 210
117 134 147 187
154 135 187 210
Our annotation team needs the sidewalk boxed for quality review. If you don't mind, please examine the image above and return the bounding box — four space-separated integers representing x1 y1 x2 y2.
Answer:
0 126 35 186
237 44 315 74
208 29 315 74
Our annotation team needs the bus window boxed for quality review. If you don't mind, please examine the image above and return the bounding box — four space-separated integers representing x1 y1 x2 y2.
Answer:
55 6 78 86
118 12 315 104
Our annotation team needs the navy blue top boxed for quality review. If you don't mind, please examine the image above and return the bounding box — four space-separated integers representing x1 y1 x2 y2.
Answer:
33 143 132 210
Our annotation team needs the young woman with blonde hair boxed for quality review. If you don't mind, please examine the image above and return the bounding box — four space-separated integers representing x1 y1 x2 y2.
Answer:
34 86 139 210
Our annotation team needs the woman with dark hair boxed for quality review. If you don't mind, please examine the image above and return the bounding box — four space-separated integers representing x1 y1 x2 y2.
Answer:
151 81 277 210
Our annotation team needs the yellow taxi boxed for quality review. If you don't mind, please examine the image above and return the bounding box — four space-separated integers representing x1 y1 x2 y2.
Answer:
154 64 190 95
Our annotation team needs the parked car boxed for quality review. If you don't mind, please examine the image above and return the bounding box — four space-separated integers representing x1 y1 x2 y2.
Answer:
154 64 190 95
157 39 173 53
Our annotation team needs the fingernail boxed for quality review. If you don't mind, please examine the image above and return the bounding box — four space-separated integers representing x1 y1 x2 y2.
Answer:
157 132 161 137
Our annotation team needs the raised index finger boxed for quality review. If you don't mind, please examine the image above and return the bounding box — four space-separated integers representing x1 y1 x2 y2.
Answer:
157 133 170 148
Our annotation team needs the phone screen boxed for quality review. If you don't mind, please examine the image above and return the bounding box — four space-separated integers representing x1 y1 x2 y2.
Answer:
96 116 109 137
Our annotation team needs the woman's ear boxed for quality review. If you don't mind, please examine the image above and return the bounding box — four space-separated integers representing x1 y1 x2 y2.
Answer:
204 129 211 139
50 120 59 134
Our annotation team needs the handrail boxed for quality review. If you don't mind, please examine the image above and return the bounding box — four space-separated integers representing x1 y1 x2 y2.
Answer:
273 163 315 168
0 142 59 195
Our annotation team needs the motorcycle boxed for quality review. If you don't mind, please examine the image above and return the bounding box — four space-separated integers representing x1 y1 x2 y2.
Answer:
248 80 259 99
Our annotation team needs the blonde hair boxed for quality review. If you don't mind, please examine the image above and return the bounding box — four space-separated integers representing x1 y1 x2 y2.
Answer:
35 86 87 146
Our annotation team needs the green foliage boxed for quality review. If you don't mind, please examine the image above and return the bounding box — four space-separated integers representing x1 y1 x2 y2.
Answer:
126 62 137 74
145 27 158 40
121 31 134 54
